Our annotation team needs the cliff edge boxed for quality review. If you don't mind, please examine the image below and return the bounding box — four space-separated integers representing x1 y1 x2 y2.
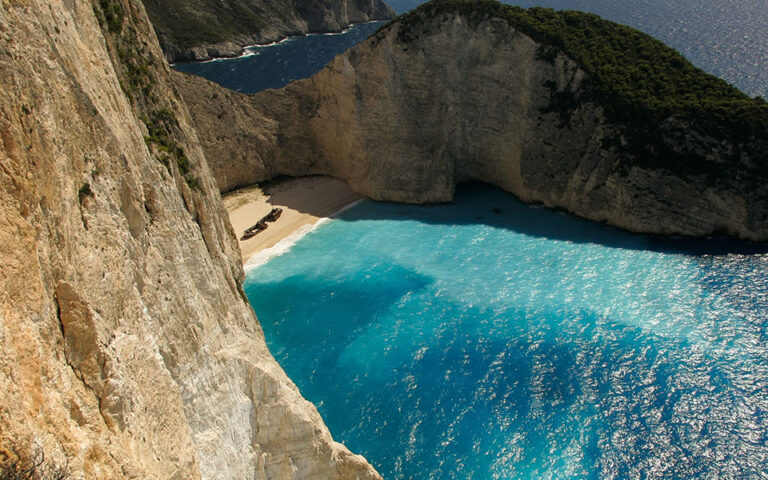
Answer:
142 0 396 63
178 0 768 240
0 0 380 478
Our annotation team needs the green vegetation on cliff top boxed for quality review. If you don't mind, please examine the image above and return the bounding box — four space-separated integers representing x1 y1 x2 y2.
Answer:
392 0 768 143
142 0 285 49
93 0 201 190
142 0 394 53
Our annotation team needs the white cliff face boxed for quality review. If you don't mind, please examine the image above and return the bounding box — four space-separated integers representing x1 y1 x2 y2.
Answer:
179 11 768 240
0 0 380 478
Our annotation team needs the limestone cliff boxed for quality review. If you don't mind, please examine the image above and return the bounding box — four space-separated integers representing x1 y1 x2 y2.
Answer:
178 0 768 240
0 0 380 478
141 0 395 63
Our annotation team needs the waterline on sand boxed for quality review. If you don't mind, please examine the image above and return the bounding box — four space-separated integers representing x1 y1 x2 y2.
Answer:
245 183 768 479
244 198 365 271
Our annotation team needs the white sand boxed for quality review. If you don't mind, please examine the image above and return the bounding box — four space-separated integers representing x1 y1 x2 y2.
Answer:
222 176 363 265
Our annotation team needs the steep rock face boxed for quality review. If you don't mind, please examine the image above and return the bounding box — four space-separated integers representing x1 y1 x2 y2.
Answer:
141 0 395 63
0 0 380 478
172 70 280 191
179 7 768 240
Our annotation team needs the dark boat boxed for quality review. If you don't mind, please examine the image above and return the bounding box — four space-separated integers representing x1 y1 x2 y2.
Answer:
241 220 268 240
240 208 284 240
263 207 283 223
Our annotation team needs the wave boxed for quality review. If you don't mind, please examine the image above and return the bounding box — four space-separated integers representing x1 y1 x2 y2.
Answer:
173 21 386 66
244 198 365 271
332 198 365 216
244 221 326 271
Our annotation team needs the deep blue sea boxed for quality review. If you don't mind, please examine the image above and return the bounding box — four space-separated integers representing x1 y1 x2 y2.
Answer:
245 184 768 479
203 1 768 477
174 1 767 98
172 22 384 93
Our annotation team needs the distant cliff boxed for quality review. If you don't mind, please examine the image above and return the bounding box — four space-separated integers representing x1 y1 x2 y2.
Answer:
0 0 380 478
178 0 768 240
142 0 395 63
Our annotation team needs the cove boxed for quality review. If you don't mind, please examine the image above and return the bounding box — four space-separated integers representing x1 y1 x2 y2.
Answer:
244 183 768 478
172 21 385 94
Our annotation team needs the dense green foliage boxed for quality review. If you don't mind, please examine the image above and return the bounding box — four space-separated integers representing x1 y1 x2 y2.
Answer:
92 0 201 190
94 0 125 33
142 0 393 53
391 0 768 154
142 0 277 49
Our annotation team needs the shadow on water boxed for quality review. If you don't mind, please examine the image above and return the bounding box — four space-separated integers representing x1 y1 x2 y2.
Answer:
247 178 768 479
247 259 718 479
269 178 768 256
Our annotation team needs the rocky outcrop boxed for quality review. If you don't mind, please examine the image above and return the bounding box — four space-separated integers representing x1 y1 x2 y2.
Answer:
172 71 280 191
178 2 768 240
141 0 395 63
0 0 380 478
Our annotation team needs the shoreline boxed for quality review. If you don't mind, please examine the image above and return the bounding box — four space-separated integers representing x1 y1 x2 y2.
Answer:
170 20 387 66
243 198 365 271
223 176 364 268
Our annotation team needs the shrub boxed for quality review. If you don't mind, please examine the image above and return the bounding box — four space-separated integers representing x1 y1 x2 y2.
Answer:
98 0 125 33
78 183 93 203
0 443 69 480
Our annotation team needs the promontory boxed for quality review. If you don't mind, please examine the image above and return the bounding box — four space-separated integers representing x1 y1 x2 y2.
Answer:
178 0 768 240
142 0 396 63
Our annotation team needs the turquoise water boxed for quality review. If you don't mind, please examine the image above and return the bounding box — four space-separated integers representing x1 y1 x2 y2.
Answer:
245 184 768 479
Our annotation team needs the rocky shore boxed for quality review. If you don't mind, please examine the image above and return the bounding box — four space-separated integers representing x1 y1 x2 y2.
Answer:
143 0 396 63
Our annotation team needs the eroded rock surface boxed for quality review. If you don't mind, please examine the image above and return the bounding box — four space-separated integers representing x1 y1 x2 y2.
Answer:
0 0 380 478
142 0 396 63
178 7 768 240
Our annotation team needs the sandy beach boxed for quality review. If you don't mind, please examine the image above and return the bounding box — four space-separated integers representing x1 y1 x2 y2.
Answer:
223 176 364 266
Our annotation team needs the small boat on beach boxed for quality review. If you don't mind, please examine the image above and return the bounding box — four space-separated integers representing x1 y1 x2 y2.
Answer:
240 208 284 240
241 220 268 240
263 207 283 223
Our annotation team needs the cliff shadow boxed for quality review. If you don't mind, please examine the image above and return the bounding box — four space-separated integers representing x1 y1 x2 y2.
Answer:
269 178 768 256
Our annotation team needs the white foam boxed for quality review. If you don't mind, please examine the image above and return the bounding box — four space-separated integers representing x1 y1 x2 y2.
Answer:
244 222 322 271
173 21 385 66
332 198 365 216
251 36 293 49
243 198 365 271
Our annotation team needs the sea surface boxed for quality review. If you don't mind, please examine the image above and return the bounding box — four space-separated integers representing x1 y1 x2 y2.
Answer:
245 184 768 479
173 1 767 98
172 22 384 94
390 0 768 99
218 1 768 477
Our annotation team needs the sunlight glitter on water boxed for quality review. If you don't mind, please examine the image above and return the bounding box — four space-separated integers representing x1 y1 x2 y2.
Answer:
245 184 768 479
